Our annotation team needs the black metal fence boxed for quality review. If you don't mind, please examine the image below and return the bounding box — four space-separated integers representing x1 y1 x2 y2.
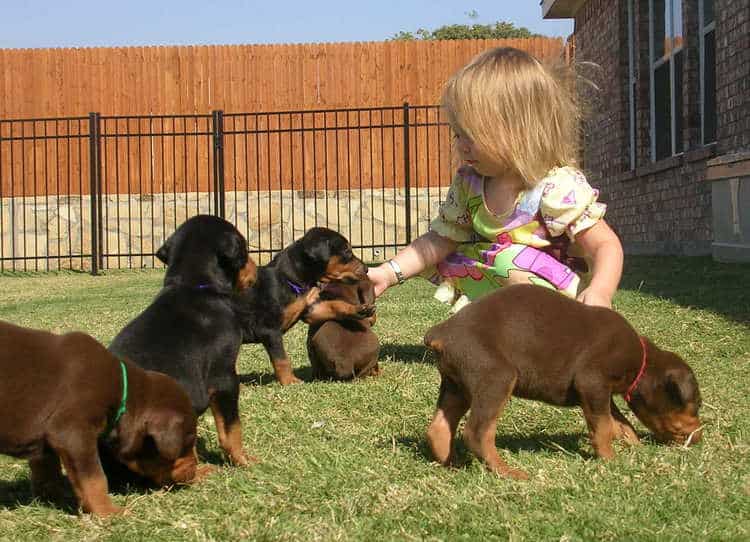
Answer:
0 104 452 273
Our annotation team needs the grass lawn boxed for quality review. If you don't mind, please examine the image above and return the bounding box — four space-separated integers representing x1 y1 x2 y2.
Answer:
0 256 748 541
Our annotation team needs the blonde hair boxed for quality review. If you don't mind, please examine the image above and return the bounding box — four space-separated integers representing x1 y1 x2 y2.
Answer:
441 47 580 188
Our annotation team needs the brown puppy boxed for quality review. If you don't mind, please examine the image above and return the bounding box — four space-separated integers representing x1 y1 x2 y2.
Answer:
424 284 702 480
0 321 203 516
306 278 380 380
237 227 375 385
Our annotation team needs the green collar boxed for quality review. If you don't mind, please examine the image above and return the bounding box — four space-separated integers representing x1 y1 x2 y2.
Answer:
102 360 128 438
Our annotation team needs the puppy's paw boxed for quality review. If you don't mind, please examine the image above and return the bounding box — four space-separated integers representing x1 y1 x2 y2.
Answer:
230 450 260 467
498 467 529 481
304 287 321 305
615 422 640 445
192 465 217 482
278 374 303 386
88 503 127 517
355 303 376 319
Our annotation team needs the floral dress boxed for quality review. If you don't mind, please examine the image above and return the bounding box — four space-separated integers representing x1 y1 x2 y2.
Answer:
426 165 606 308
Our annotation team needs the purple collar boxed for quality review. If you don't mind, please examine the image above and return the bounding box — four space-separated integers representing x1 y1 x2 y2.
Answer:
286 279 310 296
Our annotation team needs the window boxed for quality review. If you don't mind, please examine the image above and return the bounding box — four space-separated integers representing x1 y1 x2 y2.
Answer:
627 0 636 170
649 0 684 160
700 0 716 144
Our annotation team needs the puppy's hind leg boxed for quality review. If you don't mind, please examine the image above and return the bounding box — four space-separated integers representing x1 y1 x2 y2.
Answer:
426 375 469 467
262 333 302 385
462 365 527 480
29 446 67 504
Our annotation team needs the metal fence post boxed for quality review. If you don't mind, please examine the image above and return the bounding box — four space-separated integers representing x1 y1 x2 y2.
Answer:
402 102 412 245
88 112 100 275
212 110 226 219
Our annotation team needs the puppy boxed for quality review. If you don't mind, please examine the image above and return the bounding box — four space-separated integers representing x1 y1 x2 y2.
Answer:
424 284 702 479
110 215 257 466
237 227 374 385
307 278 380 381
0 321 201 516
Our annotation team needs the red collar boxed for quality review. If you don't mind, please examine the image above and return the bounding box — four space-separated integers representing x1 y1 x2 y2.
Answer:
624 336 648 403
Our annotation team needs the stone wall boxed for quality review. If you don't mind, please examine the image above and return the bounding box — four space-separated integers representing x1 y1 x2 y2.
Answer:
0 187 448 271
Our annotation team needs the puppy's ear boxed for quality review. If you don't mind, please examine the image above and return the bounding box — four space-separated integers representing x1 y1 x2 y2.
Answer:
116 423 146 459
217 231 249 274
237 258 258 290
149 415 190 461
301 237 331 268
156 235 173 265
665 369 700 408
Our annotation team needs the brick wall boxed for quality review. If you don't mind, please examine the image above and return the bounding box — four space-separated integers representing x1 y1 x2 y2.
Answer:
716 1 750 152
571 0 749 256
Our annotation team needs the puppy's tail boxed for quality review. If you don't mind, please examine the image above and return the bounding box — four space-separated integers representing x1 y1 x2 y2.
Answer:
423 325 444 353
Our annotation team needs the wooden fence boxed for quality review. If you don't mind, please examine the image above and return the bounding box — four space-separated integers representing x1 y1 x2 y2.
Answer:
0 38 564 118
0 38 565 197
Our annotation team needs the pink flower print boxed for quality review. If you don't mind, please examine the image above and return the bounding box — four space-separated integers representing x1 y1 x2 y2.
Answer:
562 190 577 206
543 182 555 196
437 253 484 281
481 233 513 265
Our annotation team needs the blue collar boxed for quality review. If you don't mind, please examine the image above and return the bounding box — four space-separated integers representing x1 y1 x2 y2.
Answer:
286 279 310 295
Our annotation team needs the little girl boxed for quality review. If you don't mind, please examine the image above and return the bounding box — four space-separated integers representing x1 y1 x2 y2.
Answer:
369 47 623 309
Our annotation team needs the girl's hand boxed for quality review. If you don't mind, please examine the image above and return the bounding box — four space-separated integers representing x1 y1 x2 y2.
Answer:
368 264 397 298
576 287 612 309
575 220 623 310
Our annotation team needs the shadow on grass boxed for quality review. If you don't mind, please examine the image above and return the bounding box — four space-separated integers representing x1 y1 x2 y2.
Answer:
620 256 750 324
238 365 313 386
0 461 196 514
393 431 592 465
380 343 432 365
0 478 78 513
196 437 232 466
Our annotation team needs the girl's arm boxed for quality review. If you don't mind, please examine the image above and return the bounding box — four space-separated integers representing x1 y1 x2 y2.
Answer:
574 219 623 308
368 231 458 297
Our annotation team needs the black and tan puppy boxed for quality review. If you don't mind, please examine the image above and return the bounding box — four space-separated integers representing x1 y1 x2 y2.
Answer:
307 278 380 380
237 227 374 385
424 284 702 480
110 215 257 466
0 321 202 516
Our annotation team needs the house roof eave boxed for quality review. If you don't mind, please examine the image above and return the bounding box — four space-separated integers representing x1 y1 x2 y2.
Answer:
541 0 586 19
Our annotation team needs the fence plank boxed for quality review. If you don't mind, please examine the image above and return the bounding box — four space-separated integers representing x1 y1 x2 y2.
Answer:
0 38 563 118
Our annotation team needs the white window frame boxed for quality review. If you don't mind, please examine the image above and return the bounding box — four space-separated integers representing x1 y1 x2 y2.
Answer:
649 0 684 161
627 0 636 170
699 0 717 145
